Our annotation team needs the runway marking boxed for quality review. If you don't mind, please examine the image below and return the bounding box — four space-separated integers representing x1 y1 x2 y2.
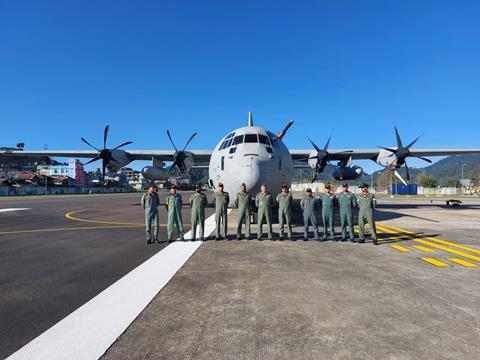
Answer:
0 208 31 213
412 245 435 252
379 222 480 255
65 210 191 227
448 258 478 267
419 257 451 267
390 244 411 252
7 210 229 360
377 225 480 263
0 225 141 236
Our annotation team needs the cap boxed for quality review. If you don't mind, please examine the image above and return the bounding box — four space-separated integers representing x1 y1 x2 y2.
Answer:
261 183 267 187
195 183 202 189
240 182 246 187
325 184 331 189
360 183 369 188
342 183 349 188
171 184 177 190
281 184 288 188
218 183 224 187
306 188 312 192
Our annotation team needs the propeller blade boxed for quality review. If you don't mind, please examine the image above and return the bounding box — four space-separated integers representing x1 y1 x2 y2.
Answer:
85 156 101 165
308 137 323 154
394 126 404 148
81 138 100 151
103 125 110 149
404 161 411 181
112 141 133 151
394 170 408 186
324 129 334 151
413 155 433 163
166 130 178 151
327 160 343 179
378 146 397 157
406 135 421 150
311 171 318 183
102 161 107 186
182 132 197 151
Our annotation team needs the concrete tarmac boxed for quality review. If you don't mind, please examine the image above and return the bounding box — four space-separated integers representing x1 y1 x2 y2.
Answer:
0 191 213 360
101 196 480 360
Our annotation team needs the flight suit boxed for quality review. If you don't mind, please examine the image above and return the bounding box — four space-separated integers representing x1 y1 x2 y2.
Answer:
234 191 252 239
337 191 358 241
319 193 336 240
213 191 229 239
357 192 377 244
165 193 184 241
189 192 207 240
141 192 160 242
300 196 319 240
256 192 274 239
276 192 293 239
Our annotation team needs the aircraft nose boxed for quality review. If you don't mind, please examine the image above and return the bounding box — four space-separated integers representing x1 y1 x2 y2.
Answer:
241 157 263 193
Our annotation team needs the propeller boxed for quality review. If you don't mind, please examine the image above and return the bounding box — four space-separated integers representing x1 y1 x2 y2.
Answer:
166 130 197 180
378 126 432 181
308 130 353 183
81 125 132 184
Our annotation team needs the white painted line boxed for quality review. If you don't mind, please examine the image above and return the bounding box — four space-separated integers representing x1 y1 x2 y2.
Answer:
0 208 31 213
7 210 229 360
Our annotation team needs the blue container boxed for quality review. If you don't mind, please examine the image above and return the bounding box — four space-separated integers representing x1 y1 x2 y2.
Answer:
390 184 417 195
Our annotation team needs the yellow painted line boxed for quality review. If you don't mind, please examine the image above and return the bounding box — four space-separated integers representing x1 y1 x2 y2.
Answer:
379 222 480 255
377 225 480 262
64 210 190 227
0 225 141 235
412 245 435 252
65 210 144 226
390 244 411 252
419 258 451 267
448 258 479 267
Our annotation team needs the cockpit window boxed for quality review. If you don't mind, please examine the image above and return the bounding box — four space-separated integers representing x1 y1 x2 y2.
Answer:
225 132 235 139
258 134 270 145
244 134 258 143
226 138 233 147
233 135 244 145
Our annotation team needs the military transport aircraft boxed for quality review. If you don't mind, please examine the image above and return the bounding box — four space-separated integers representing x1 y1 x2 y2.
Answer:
2 112 480 198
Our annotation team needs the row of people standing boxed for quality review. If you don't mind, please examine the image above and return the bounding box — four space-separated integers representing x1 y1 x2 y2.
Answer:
141 182 377 244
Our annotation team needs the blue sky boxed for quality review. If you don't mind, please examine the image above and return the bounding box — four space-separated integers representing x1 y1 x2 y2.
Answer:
1 1 479 173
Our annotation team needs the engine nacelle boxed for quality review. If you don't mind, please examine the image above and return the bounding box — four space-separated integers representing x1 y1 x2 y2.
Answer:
106 149 131 172
333 166 364 181
142 166 169 181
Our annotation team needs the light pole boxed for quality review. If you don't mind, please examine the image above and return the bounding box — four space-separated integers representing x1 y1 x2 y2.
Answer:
461 163 466 181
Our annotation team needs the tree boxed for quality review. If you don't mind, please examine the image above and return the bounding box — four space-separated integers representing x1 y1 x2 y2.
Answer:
442 178 461 188
418 174 438 188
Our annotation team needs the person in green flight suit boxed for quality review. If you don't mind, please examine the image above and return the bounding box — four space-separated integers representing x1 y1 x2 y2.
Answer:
357 183 378 245
256 183 275 240
319 184 337 240
300 188 319 240
337 183 358 242
234 183 252 240
165 184 184 242
141 184 160 244
189 183 207 241
213 183 229 240
276 184 293 240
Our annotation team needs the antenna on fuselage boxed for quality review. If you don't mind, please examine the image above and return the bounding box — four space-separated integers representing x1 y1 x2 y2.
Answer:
248 112 253 127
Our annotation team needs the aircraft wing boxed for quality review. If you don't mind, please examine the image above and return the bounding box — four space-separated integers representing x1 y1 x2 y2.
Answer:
0 149 213 162
289 149 380 161
290 148 480 161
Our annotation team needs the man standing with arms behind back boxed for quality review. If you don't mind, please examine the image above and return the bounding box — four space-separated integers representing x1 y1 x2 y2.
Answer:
141 184 160 244
234 183 252 240
338 183 357 242
357 183 378 245
189 183 207 241
276 184 293 240
213 183 229 240
256 183 275 240
165 184 184 242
